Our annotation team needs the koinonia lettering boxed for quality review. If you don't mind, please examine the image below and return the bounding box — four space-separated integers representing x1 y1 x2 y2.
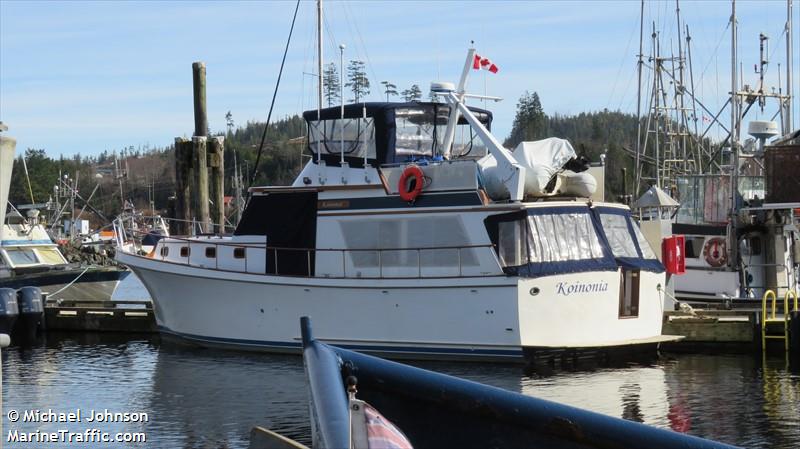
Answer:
556 281 609 296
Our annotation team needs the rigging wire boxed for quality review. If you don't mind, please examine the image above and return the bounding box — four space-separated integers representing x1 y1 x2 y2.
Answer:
342 1 381 99
249 0 302 187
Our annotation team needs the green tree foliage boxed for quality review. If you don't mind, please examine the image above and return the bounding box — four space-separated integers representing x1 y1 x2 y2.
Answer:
322 63 341 107
401 84 422 102
380 81 398 102
505 91 547 148
345 60 370 103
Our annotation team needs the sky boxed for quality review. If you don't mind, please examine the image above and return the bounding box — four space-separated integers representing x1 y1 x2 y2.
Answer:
1 0 798 158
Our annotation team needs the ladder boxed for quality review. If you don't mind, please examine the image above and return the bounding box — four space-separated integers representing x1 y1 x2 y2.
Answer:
761 290 798 351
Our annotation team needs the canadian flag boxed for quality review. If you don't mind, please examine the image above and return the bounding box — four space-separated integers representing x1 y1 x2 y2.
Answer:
473 54 499 73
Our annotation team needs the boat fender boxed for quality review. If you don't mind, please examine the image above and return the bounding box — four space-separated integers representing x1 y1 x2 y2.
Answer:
703 237 727 267
398 165 424 202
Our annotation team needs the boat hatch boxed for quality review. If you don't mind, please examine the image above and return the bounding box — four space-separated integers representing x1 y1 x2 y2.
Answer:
233 191 317 276
484 206 663 278
303 102 492 167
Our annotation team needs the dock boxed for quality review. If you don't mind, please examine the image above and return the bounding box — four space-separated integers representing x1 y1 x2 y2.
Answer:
44 299 157 333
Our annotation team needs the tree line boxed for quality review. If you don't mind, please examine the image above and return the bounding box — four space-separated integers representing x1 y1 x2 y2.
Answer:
7 92 656 229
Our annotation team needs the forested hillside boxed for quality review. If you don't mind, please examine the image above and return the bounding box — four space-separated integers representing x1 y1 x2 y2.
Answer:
8 98 649 228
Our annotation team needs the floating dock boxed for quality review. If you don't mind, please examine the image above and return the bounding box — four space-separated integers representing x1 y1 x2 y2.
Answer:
44 299 157 333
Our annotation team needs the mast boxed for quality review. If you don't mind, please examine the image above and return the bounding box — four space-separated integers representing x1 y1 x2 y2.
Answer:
316 0 323 164
787 0 794 133
317 0 323 112
729 0 739 268
635 0 644 197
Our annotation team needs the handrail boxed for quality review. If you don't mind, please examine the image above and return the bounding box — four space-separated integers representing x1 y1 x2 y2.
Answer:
762 290 777 321
787 290 799 313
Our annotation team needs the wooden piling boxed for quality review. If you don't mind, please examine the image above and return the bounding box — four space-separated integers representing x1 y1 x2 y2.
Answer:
209 136 225 233
192 62 208 137
174 137 194 235
193 136 210 232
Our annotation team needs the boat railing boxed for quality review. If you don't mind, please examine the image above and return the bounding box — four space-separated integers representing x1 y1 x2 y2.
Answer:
114 220 498 279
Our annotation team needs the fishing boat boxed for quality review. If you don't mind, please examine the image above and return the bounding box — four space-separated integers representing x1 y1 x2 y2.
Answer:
115 46 680 362
0 123 131 301
285 316 737 449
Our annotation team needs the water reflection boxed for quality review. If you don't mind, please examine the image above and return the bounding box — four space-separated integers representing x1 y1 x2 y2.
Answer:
148 343 309 448
2 332 799 449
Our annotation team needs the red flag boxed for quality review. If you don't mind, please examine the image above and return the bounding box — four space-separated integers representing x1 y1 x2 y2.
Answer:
473 53 499 73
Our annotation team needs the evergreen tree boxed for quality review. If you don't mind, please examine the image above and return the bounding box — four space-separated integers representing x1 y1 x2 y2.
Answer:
322 63 340 107
381 81 398 101
401 84 422 102
345 60 370 103
505 91 548 148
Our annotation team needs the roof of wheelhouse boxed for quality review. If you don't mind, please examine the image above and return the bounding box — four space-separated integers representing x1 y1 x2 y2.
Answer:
301 101 493 123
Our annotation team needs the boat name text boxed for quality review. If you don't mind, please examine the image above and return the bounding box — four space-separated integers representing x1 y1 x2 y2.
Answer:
556 281 609 296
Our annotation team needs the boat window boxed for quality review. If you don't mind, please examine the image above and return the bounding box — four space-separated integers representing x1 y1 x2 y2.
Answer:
308 117 376 159
180 246 190 257
497 220 527 266
599 214 639 258
160 246 169 257
395 107 441 158
685 237 705 258
527 213 604 263
233 247 246 259
630 222 657 259
35 248 66 265
4 248 38 265
339 215 477 268
205 247 216 258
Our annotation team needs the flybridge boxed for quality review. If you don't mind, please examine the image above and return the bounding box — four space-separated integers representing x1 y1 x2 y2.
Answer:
302 102 492 167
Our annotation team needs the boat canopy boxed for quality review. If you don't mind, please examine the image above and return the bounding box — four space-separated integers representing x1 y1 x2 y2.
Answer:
302 102 492 167
484 205 663 278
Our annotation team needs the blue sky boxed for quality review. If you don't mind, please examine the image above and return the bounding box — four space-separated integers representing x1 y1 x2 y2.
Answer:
1 0 797 157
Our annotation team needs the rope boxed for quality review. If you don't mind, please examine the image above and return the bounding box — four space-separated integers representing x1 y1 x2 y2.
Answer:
47 266 91 298
250 0 302 186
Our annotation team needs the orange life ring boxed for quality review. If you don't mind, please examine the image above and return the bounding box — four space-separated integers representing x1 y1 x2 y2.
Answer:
398 165 424 202
703 237 728 268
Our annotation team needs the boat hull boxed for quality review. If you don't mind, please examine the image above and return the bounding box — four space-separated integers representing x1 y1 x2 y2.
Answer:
120 252 669 362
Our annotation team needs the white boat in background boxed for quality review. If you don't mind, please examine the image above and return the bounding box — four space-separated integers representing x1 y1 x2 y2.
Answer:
0 123 130 301
115 49 678 362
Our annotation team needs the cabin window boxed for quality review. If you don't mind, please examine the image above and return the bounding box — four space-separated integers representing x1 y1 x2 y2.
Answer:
180 246 190 257
205 247 216 258
599 214 639 258
339 215 477 268
308 117 376 159
395 107 441 158
234 247 246 259
160 246 169 257
36 248 66 265
630 222 657 259
498 220 527 267
526 213 604 262
619 269 641 318
3 248 38 265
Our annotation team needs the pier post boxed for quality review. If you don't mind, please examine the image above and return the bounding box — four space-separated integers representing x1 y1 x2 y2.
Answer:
192 62 208 137
174 137 194 235
209 136 225 233
191 62 211 233
193 136 210 233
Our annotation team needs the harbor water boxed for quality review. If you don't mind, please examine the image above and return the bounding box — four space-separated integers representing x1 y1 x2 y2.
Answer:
2 275 799 448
